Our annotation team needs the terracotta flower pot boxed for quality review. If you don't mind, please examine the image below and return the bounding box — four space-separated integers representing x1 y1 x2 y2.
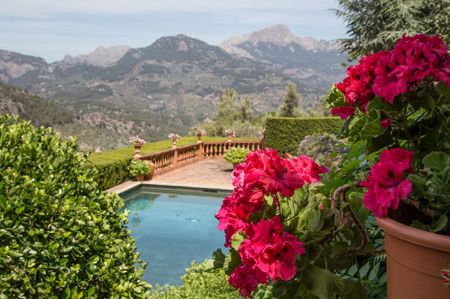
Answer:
376 217 450 299
134 175 144 182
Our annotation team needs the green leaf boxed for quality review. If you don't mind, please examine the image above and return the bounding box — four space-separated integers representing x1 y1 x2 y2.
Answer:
359 262 371 279
231 231 245 250
432 215 448 233
423 152 450 172
302 264 367 299
368 262 381 281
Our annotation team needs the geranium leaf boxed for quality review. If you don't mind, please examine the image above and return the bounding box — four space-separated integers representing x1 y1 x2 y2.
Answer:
423 152 450 172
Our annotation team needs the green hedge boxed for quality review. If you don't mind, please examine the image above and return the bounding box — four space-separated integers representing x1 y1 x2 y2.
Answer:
0 115 149 297
264 117 344 154
93 158 132 191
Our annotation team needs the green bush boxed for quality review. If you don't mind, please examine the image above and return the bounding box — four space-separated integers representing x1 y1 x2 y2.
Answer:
93 158 131 190
0 116 150 297
149 261 240 299
264 117 343 154
224 147 250 165
128 160 150 177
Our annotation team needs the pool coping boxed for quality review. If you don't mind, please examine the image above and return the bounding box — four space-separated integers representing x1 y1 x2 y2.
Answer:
106 180 233 196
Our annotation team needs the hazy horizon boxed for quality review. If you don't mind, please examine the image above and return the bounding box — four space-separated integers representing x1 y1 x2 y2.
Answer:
0 0 346 62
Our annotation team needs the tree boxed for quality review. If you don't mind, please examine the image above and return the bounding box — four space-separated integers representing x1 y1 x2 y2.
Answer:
334 0 450 58
279 83 300 117
200 89 263 137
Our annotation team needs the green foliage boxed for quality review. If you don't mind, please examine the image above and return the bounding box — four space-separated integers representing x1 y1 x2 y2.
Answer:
297 133 348 167
408 152 450 233
149 261 241 299
0 115 150 297
201 88 265 138
279 83 300 117
264 117 343 154
129 160 150 177
334 0 450 58
93 158 131 190
224 147 250 165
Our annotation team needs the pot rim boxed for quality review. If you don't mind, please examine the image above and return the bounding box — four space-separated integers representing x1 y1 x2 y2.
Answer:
376 217 450 252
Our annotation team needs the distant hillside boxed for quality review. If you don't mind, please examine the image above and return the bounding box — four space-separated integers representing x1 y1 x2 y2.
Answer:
0 25 347 150
0 82 74 127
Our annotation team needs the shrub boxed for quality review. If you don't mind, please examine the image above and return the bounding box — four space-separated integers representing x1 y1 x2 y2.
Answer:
0 115 150 297
224 147 250 165
264 117 343 155
128 160 150 177
297 133 348 168
149 261 240 299
93 158 131 190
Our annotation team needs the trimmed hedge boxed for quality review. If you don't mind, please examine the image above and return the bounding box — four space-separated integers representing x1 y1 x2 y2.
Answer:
264 117 344 154
93 158 131 191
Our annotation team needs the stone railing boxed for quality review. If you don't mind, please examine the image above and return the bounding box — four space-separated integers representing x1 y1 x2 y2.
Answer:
136 140 261 176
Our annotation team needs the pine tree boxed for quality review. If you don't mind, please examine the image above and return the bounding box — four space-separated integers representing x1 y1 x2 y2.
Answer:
334 0 450 58
279 83 300 117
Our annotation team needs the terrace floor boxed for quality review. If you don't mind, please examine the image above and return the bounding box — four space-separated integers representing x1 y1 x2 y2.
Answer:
150 159 233 190
107 159 234 194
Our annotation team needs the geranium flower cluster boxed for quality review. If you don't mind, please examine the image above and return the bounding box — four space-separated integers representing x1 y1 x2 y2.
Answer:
361 148 413 218
332 34 450 119
216 149 327 296
129 135 145 145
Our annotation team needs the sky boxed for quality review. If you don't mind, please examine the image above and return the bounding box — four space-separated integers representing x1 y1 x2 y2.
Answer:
0 0 347 62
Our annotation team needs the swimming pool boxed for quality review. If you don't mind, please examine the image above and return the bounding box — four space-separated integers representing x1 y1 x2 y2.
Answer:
120 186 228 285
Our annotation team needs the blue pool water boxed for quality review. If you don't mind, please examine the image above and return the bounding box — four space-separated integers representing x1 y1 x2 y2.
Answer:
121 186 227 285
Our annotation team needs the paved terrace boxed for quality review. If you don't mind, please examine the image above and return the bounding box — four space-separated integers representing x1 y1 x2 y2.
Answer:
108 159 234 194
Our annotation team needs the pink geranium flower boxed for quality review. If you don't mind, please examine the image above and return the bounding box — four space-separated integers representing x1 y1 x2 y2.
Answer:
289 155 328 184
331 106 355 120
361 148 413 218
239 217 305 281
229 264 269 297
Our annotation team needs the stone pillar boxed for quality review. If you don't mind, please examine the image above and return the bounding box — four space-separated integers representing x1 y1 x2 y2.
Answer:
197 141 204 159
173 145 178 166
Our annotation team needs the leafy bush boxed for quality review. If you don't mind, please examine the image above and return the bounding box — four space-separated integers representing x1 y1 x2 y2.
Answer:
93 158 131 190
297 133 348 168
0 115 149 297
264 117 343 155
128 160 150 177
224 147 250 165
149 261 240 299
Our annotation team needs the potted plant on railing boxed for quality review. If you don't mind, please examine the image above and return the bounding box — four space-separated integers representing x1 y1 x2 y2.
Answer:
223 147 250 168
128 160 150 181
225 129 235 142
168 133 180 147
327 34 450 298
129 135 145 159
196 128 206 142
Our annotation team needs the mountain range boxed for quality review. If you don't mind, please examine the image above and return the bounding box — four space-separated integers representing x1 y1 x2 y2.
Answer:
0 24 347 150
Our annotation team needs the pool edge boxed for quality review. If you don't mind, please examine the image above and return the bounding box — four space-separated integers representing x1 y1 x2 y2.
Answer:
107 180 233 197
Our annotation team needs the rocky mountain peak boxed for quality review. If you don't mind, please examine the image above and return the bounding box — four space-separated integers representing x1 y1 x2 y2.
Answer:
59 45 129 67
151 34 210 52
220 24 340 54
248 24 296 45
